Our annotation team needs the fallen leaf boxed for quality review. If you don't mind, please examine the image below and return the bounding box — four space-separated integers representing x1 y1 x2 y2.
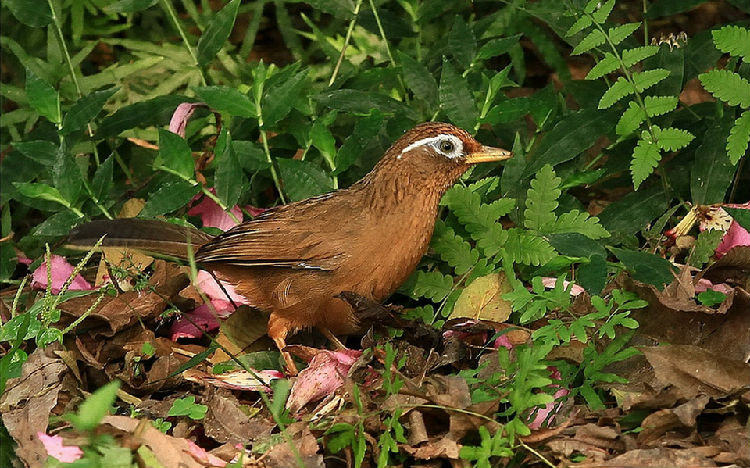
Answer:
450 273 512 323
287 349 361 415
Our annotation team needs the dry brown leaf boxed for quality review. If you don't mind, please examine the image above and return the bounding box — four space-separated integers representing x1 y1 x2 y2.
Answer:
450 273 512 323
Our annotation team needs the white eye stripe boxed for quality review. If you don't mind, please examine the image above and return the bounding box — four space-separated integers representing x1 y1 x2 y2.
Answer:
399 134 464 159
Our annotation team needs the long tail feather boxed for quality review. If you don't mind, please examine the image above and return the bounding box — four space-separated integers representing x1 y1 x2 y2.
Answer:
67 219 214 260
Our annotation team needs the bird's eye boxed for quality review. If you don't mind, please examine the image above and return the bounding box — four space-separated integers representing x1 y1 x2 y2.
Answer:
439 140 455 153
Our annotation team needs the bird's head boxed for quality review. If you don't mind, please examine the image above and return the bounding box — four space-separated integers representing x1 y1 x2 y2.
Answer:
374 122 512 190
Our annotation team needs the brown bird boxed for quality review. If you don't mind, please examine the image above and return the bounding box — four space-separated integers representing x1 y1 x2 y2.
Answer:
70 122 512 373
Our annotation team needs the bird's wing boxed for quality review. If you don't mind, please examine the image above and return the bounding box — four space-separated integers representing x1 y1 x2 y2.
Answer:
195 194 347 271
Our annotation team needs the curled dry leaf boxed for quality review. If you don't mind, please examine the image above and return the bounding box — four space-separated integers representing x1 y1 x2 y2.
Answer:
287 348 362 415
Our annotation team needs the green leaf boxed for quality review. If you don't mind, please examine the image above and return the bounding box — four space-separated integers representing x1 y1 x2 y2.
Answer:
196 0 240 66
698 69 750 107
644 95 678 117
622 45 660 67
168 396 208 420
432 221 479 275
524 165 560 231
503 229 556 266
632 68 670 92
25 68 60 124
711 25 750 61
310 116 337 166
631 137 661 189
566 16 592 36
53 143 83 205
725 207 750 232
69 381 121 431
697 290 726 307
12 140 57 166
592 0 615 23
476 35 522 60
572 29 605 55
231 141 270 171
441 186 514 239
97 95 189 138
586 53 619 80
4 0 52 27
61 87 118 134
439 59 476 130
276 158 332 202
155 129 195 181
91 155 114 201
411 270 453 302
608 22 641 45
616 101 646 136
653 126 694 151
482 97 532 124
611 248 675 288
578 255 607 294
549 211 610 239
691 116 735 204
335 110 383 174
599 185 670 237
316 89 416 119
688 229 724 268
214 133 243 209
398 51 438 105
598 77 635 109
262 68 308 127
446 15 476 68
140 179 200 218
13 182 70 207
727 110 750 164
194 86 255 118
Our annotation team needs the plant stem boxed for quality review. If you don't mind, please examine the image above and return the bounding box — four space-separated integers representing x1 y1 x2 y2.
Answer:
47 0 83 97
160 0 207 86
329 0 364 86
642 0 649 46
368 0 408 101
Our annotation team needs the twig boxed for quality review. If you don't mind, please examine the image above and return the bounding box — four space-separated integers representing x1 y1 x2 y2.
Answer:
329 0 364 86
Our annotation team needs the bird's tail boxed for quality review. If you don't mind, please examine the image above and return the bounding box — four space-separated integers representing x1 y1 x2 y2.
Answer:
67 219 214 260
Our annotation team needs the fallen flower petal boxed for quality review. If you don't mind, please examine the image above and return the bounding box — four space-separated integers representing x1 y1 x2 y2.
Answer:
541 277 585 296
32 255 93 295
195 270 249 305
714 220 750 257
170 301 234 340
186 439 227 467
287 349 362 414
188 190 243 231
169 102 207 138
37 432 83 463
528 367 570 430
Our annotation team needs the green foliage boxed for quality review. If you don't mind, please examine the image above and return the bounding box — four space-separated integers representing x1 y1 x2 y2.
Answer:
67 381 121 431
168 396 208 420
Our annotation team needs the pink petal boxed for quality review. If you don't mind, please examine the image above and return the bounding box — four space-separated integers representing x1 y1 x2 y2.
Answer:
17 251 32 265
286 349 362 414
494 334 514 350
32 255 93 295
714 221 750 257
541 277 585 296
527 367 570 430
188 195 243 231
694 279 734 295
169 102 207 138
37 432 83 463
170 302 233 341
186 439 226 467
244 205 267 217
195 270 249 305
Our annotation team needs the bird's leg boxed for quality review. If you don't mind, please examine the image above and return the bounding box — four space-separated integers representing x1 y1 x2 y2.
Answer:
268 313 298 376
319 327 346 350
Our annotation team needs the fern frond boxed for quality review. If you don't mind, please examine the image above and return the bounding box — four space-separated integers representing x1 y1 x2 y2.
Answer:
584 0 600 14
442 186 514 241
632 69 670 92
644 96 678 117
622 46 659 67
653 126 695 151
524 165 561 231
711 25 750 61
549 210 610 239
699 69 750 107
592 0 615 23
566 16 592 37
727 109 750 164
432 221 479 275
503 229 556 266
631 138 661 189
599 77 635 109
586 53 619 80
616 100 646 136
476 223 508 258
608 22 641 45
411 270 453 302
572 29 606 55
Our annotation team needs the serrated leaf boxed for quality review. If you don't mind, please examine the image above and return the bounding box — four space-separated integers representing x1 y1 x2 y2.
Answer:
276 158 332 202
335 110 383 174
432 221 478 275
69 381 121 431
442 186 514 239
699 69 750 107
653 126 694 151
633 68 670 92
140 178 200 218
439 59 476 130
598 77 635 109
25 68 59 124
572 29 606 55
91 155 114 201
5 0 52 27
586 53 619 80
711 25 750 61
616 100 646 136
688 229 724 268
446 15 476 69
476 35 522 60
214 132 243 208
196 0 240 66
631 138 661 189
155 129 195 181
622 45 659 67
584 0 599 13
566 16 592 36
194 86 255 118
727 110 750 164
411 270 453 302
398 51 438 105
524 165 561 231
592 0 616 23
503 229 556 266
611 248 675 288
644 95 678 117
608 22 641 45
549 210 610 239
61 87 118 134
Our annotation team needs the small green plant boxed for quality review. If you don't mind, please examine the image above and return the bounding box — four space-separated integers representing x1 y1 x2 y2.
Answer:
167 396 208 420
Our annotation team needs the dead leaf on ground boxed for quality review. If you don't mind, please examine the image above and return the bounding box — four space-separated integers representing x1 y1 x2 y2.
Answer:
450 273 512 323
262 422 324 468
202 389 274 445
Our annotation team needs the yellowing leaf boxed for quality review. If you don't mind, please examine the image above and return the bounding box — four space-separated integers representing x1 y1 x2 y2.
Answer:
450 273 512 323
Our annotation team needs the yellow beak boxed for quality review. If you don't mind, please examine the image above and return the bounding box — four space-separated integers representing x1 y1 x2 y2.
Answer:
464 145 513 164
